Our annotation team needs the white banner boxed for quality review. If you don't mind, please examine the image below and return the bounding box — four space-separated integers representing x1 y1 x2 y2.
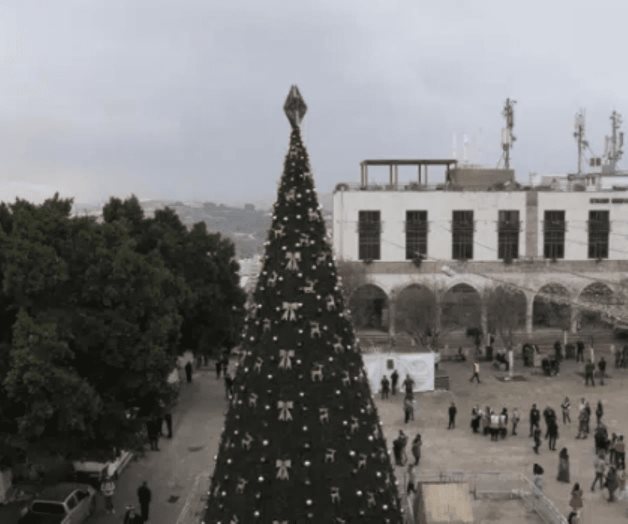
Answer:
362 352 435 393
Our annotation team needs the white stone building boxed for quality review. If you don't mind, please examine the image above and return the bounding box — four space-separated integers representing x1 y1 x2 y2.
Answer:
332 160 628 339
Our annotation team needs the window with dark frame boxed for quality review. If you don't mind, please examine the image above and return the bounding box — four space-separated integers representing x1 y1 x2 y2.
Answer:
588 210 609 259
405 210 428 260
543 210 565 259
498 210 520 260
452 210 474 260
358 210 381 260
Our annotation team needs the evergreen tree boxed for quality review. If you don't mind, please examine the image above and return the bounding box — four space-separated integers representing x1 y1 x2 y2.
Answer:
204 87 402 523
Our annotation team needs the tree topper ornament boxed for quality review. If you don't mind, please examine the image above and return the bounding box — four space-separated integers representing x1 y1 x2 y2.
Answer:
283 85 307 129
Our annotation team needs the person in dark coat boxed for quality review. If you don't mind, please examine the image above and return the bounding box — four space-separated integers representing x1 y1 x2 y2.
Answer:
215 359 222 379
185 361 193 383
598 357 607 385
529 404 540 437
576 340 585 363
380 375 390 399
146 419 159 451
448 402 457 430
557 448 570 483
596 401 604 427
391 370 399 396
533 427 542 454
137 481 152 522
547 418 559 451
163 412 173 439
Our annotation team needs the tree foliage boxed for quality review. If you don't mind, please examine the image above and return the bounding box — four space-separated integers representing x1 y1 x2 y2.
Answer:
485 286 526 350
395 285 441 348
0 194 245 465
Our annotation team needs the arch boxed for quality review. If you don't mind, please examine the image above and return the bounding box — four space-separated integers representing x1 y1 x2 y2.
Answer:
394 284 438 344
349 284 389 331
578 282 616 329
486 286 527 332
533 283 571 330
441 283 482 330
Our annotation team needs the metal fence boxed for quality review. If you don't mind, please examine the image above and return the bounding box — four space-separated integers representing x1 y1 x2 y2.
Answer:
409 470 567 524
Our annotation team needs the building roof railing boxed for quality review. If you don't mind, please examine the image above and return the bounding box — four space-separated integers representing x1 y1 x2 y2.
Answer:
359 158 458 189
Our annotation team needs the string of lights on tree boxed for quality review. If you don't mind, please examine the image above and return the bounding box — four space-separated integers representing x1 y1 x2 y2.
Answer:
202 86 402 524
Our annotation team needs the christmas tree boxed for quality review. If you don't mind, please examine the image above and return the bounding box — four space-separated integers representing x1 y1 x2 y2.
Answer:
203 86 402 524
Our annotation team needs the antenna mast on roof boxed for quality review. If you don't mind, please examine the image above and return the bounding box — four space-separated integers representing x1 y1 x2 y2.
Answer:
604 110 624 173
500 98 516 169
574 109 588 175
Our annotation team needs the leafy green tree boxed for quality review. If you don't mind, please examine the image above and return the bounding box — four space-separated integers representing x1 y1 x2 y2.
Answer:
204 87 401 523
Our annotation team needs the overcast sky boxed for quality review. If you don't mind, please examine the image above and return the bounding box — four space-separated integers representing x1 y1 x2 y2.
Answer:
0 0 626 206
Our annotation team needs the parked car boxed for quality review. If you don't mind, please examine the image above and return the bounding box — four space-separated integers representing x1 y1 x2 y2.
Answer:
18 482 96 524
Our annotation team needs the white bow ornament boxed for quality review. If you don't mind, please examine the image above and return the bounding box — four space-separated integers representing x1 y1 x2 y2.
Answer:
285 251 301 271
277 400 294 421
278 349 295 369
281 302 300 321
275 459 291 480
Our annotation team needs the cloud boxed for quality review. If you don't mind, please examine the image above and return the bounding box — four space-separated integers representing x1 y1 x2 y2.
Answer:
0 0 627 204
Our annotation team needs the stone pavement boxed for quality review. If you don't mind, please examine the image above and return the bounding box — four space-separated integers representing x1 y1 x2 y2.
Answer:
89 368 225 524
379 355 628 524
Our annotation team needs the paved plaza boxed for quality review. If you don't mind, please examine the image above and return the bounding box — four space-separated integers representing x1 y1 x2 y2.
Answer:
378 353 628 523
19 350 624 524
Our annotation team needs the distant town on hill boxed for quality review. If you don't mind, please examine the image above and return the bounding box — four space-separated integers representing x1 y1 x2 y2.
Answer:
73 193 332 259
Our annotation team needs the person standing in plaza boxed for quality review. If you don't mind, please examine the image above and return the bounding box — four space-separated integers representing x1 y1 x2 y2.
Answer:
584 360 595 386
393 430 408 466
411 433 422 466
448 402 457 430
529 404 540 437
215 358 222 379
403 374 415 399
380 375 390 399
163 411 173 439
569 483 583 520
184 360 193 383
606 466 619 502
137 481 152 522
533 426 542 454
403 397 414 424
391 369 399 396
469 360 481 384
406 464 416 496
557 448 570 483
533 463 544 493
548 416 559 451
561 397 571 424
511 407 520 436
591 453 606 492
598 357 607 385
100 474 116 514
596 400 604 426
576 340 585 363
146 419 159 451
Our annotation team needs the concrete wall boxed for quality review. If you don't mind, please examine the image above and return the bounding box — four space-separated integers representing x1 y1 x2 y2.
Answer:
333 189 628 262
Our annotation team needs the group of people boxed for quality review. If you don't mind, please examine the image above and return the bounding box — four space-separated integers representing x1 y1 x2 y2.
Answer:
379 370 417 424
470 405 520 440
99 475 152 523
392 430 422 496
